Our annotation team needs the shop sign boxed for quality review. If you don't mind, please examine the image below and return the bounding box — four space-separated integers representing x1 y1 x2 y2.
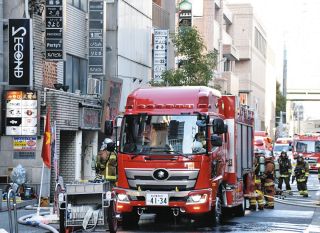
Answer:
13 136 37 151
8 19 31 86
153 29 168 82
88 0 105 74
80 107 101 129
45 0 64 60
6 90 38 136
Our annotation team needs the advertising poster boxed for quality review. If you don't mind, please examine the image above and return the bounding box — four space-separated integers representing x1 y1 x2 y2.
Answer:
6 90 38 136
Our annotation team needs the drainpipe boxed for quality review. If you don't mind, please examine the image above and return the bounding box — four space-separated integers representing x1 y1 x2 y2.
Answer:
24 0 30 18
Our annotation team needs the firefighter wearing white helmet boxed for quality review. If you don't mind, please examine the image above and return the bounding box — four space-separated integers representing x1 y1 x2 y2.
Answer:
95 138 117 185
292 153 309 197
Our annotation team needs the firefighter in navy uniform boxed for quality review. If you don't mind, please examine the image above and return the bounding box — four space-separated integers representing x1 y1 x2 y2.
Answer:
249 149 265 211
292 153 309 197
277 151 292 194
95 138 117 186
262 152 275 209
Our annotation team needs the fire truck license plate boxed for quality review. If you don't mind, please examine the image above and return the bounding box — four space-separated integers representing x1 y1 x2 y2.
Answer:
146 194 169 206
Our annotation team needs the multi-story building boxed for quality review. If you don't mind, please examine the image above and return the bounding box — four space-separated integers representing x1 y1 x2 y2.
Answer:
0 0 152 197
226 3 269 131
192 0 239 95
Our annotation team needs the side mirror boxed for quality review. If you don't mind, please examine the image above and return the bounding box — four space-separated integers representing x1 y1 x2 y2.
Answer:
104 120 114 137
211 135 222 147
212 118 225 135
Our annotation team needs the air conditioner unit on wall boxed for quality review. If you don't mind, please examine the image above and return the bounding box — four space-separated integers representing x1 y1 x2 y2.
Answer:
87 78 102 95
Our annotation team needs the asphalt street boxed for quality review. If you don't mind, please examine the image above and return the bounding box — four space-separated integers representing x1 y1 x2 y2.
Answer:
0 174 319 233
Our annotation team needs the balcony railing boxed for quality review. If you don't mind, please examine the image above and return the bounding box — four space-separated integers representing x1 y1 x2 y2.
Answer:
152 2 170 29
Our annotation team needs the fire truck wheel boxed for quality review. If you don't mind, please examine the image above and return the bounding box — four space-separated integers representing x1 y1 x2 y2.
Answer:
234 198 246 217
121 212 140 228
107 200 118 233
59 205 66 233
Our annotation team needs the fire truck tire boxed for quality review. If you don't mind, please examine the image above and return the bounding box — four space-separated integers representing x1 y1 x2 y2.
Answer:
121 212 140 228
59 206 66 233
106 200 118 233
234 198 246 217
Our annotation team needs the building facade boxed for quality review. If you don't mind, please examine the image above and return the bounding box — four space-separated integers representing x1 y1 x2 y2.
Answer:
0 0 152 197
227 3 268 131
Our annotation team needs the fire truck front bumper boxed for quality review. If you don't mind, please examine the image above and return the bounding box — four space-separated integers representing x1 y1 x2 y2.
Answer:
113 187 212 214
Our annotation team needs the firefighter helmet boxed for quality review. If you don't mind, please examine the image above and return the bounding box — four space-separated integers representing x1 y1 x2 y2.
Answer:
297 153 304 162
100 138 116 152
280 150 287 157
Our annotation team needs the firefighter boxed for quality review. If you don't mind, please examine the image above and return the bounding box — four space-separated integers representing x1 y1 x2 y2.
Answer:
292 153 309 197
249 149 265 211
277 151 292 194
262 152 275 209
95 138 117 185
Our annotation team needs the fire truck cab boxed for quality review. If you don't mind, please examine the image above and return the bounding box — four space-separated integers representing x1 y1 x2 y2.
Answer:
292 134 320 171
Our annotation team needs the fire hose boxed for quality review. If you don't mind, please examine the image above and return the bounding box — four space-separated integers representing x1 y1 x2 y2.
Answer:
264 194 320 208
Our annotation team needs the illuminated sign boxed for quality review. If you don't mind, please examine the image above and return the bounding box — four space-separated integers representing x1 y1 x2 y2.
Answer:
6 90 38 136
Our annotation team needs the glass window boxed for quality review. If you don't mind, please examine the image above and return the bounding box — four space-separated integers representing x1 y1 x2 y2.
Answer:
65 55 73 92
67 0 88 12
64 54 87 93
73 56 80 91
120 115 207 155
295 140 315 153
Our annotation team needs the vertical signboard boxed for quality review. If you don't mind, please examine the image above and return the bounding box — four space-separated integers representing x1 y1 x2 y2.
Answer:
6 91 38 136
153 29 168 82
88 0 105 75
45 0 64 60
8 19 31 86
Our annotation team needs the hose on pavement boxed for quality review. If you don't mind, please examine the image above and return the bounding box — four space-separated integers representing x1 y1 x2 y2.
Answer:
17 212 59 233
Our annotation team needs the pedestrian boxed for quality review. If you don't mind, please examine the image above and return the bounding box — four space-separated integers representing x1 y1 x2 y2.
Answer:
249 149 265 211
318 167 320 183
277 151 292 195
262 152 275 209
292 153 309 197
95 138 117 186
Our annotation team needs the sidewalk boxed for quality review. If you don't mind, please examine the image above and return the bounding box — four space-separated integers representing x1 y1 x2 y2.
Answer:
1 198 37 212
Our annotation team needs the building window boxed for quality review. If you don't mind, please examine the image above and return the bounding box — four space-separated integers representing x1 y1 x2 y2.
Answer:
65 54 88 94
224 60 232 72
67 0 88 12
254 27 266 57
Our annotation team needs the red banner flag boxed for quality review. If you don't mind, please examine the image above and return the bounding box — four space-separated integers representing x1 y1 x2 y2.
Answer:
41 108 51 168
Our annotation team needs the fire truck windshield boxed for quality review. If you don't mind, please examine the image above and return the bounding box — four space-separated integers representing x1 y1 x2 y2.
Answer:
295 140 320 153
120 114 207 155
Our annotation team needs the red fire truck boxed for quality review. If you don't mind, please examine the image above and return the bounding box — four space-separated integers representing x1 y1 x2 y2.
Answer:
292 134 320 171
108 86 255 226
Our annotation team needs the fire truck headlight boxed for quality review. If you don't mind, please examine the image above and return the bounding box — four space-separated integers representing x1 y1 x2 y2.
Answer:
117 194 130 202
187 194 207 204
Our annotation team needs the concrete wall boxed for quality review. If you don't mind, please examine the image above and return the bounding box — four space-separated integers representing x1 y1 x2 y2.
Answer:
117 0 152 111
228 4 267 130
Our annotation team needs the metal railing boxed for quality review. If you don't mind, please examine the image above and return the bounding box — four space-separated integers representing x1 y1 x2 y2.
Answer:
7 188 18 233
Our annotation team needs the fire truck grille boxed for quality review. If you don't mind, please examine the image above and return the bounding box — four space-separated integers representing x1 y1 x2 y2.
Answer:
125 169 199 191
